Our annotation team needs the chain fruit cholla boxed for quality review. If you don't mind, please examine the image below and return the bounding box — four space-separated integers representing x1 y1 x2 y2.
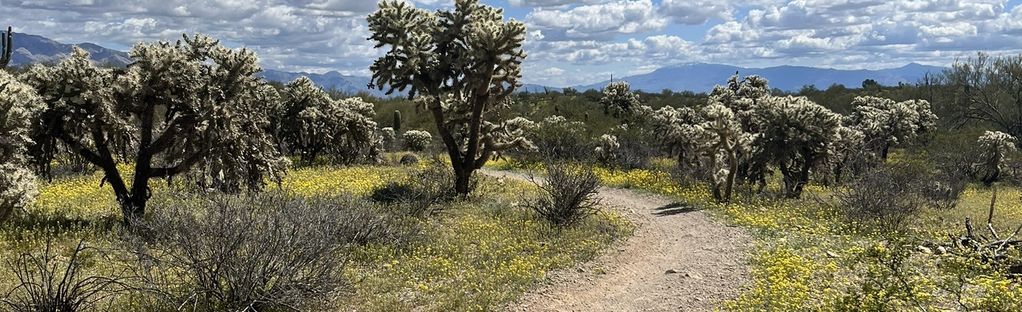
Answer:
367 0 532 195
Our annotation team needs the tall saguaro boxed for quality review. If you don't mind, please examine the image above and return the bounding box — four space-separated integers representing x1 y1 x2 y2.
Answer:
1 26 13 69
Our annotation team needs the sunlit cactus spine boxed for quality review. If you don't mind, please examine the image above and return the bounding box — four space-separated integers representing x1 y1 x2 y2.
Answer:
1 26 12 69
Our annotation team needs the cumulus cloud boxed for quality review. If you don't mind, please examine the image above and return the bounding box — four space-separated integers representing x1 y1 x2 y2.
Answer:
526 0 668 40
4 0 1022 86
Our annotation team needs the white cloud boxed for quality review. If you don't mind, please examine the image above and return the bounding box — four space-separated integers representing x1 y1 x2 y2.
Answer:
5 0 1022 86
526 0 667 40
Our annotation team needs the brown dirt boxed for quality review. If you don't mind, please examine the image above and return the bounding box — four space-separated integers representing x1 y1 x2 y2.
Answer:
482 169 752 312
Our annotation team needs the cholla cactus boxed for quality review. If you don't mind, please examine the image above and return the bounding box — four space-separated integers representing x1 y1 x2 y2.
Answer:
847 96 938 159
22 35 288 223
827 125 868 184
0 164 36 222
277 77 379 164
380 127 397 151
600 81 641 118
709 74 770 130
699 103 751 203
648 106 706 170
403 130 433 152
594 134 621 164
751 96 841 198
977 131 1017 186
0 70 43 222
368 0 529 195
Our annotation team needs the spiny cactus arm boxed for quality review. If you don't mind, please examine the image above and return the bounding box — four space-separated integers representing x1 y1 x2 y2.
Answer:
1 26 12 69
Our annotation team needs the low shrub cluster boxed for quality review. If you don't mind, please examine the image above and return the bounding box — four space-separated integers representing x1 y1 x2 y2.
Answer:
121 194 403 311
371 160 475 217
524 162 602 227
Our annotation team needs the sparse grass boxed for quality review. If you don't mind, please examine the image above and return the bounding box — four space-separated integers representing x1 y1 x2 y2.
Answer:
1 164 631 311
489 155 1022 310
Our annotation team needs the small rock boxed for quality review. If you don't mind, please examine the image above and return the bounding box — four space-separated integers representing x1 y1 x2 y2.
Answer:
936 246 947 255
916 246 933 254
825 250 839 258
684 273 701 279
577 268 585 273
665 269 679 274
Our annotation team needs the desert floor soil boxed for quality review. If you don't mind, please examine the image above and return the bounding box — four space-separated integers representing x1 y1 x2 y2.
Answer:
482 169 752 312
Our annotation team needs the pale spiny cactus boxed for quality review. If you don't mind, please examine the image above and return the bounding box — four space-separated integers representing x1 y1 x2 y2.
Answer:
600 81 641 118
0 70 42 222
847 95 937 159
277 76 379 164
977 131 1017 186
368 0 530 195
22 35 288 223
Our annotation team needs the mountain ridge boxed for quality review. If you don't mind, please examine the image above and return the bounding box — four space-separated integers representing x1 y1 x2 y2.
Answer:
573 62 946 92
5 32 946 95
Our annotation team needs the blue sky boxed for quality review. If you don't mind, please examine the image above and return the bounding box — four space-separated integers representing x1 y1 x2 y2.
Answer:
4 0 1022 87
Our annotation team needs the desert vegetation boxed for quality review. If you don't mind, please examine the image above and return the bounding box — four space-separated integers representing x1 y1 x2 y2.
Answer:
3 0 1022 310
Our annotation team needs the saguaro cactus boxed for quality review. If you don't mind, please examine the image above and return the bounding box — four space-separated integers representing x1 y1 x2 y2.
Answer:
1 26 13 69
393 109 402 133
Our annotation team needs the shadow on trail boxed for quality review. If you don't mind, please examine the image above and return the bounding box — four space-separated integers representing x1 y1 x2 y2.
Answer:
653 202 701 216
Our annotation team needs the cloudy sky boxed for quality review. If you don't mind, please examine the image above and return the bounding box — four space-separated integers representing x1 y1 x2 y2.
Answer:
4 0 1022 87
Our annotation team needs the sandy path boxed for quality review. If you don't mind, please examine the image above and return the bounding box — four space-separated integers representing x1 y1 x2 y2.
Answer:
482 169 752 312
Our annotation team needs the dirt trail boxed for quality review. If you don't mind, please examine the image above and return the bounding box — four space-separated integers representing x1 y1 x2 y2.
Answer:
483 169 752 312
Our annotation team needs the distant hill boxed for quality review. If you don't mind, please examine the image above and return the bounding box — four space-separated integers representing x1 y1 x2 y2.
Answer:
576 63 947 93
5 31 131 67
261 69 400 97
5 32 946 96
4 32 396 97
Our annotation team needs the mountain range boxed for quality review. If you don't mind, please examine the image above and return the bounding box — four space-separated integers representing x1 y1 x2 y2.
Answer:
573 62 946 93
5 32 946 95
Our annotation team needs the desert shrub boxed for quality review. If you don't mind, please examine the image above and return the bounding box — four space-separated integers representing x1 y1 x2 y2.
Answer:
524 162 601 227
124 193 398 311
402 130 432 152
399 153 420 165
594 125 657 170
525 115 594 162
831 241 931 310
371 182 416 205
374 160 472 217
835 163 928 232
2 241 122 312
922 150 972 210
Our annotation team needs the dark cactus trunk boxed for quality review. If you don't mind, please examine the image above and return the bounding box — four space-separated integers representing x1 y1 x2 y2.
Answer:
780 159 813 199
454 168 473 195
